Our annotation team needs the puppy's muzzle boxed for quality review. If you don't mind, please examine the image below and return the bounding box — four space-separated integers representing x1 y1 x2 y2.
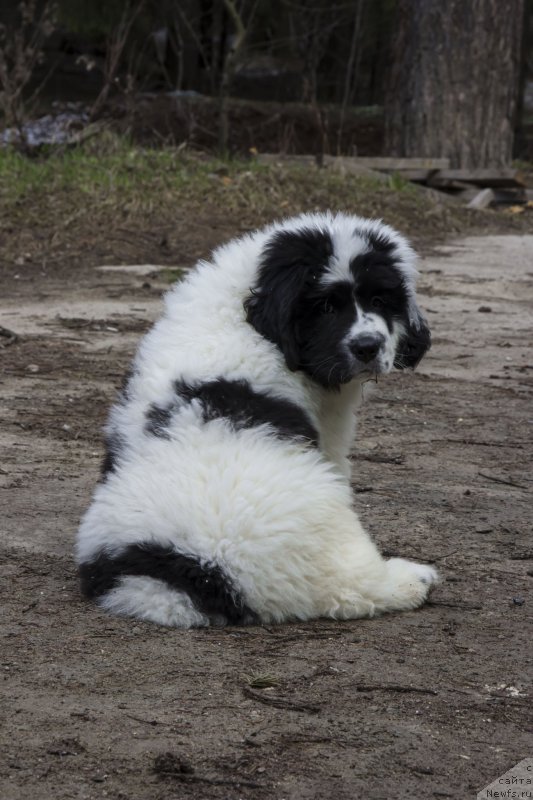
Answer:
349 333 385 364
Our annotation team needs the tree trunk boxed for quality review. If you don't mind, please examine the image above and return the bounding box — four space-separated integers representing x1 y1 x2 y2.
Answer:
384 0 524 168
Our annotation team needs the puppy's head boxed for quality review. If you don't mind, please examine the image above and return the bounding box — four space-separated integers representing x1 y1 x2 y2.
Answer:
245 213 430 389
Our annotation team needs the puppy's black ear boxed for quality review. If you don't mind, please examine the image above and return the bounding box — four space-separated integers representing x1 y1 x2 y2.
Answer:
394 315 431 369
244 227 333 372
244 284 301 370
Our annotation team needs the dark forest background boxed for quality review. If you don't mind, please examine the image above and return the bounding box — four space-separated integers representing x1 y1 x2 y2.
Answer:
1 0 532 162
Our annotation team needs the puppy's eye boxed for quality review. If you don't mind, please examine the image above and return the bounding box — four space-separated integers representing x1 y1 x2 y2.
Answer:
371 296 385 309
321 299 336 315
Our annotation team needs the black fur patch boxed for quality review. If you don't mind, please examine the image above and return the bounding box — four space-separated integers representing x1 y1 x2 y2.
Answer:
363 229 396 255
145 403 173 438
394 319 431 369
101 372 137 478
79 543 257 625
245 227 334 371
350 254 408 335
143 377 319 445
100 432 123 479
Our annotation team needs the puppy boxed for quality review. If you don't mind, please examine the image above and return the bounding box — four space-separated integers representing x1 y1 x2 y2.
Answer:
76 211 437 627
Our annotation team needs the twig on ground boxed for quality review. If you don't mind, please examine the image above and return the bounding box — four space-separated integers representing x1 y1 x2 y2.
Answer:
478 471 526 489
124 714 171 727
153 753 262 789
427 599 483 610
243 686 321 714
354 684 438 696
357 452 404 464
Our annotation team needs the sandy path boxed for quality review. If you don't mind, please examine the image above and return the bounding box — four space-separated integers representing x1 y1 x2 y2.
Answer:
1 236 531 800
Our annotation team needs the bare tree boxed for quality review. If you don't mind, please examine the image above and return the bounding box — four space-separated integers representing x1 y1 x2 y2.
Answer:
337 0 364 154
218 0 257 153
0 0 57 145
385 0 525 168
89 0 146 122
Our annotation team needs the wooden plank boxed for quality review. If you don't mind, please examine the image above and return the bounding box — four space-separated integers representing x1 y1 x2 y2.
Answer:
321 156 390 182
256 154 317 166
255 153 390 182
388 169 438 182
255 154 450 171
348 156 450 170
428 169 525 188
490 188 527 205
466 188 495 209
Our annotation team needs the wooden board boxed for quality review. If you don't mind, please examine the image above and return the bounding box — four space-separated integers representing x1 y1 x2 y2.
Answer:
255 153 390 182
256 154 450 172
428 169 525 188
321 156 390 181
348 156 450 170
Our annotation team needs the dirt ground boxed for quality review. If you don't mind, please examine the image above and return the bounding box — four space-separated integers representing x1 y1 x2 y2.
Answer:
1 214 532 799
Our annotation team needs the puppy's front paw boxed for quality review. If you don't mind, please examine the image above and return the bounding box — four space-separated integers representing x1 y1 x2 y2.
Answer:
380 557 439 611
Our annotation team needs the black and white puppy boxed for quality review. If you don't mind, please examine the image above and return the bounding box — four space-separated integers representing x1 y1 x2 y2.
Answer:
76 212 436 627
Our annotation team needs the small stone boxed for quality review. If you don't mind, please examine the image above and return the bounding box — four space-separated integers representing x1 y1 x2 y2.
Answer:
512 597 525 606
478 306 492 313
26 364 39 373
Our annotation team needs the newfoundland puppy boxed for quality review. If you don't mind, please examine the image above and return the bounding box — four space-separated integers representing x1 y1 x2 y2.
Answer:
76 211 437 627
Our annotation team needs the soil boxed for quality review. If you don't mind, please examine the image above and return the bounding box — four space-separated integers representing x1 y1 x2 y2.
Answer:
1 208 532 799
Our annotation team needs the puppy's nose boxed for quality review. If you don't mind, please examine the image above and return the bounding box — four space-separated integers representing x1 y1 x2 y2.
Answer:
350 333 384 363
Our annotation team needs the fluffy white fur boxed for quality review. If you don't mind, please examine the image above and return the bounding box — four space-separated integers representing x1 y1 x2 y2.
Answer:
76 211 438 627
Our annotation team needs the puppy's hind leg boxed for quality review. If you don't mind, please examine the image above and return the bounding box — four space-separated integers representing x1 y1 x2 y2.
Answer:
317 508 439 620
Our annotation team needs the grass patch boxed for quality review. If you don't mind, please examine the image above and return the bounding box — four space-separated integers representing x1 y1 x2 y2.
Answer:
0 131 426 230
1 131 525 277
0 134 261 207
244 672 280 689
157 267 188 283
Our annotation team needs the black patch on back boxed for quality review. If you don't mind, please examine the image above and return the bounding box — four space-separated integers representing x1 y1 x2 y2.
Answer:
175 378 319 445
79 543 257 625
144 378 319 446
